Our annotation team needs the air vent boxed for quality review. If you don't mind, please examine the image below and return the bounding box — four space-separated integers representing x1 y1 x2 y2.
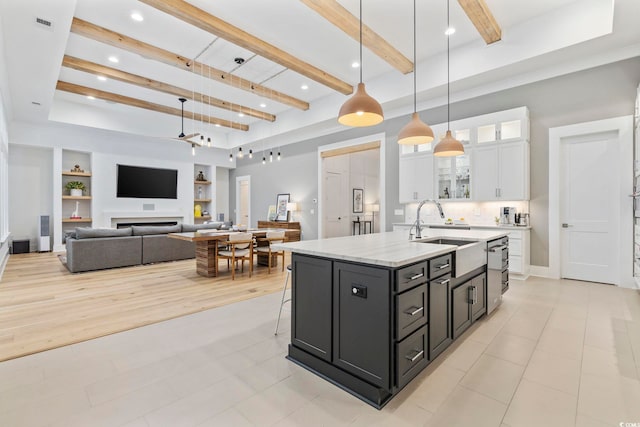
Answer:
35 16 54 31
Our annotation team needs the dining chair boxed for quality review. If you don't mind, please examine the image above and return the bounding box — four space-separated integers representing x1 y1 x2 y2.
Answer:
255 230 286 274
218 232 253 280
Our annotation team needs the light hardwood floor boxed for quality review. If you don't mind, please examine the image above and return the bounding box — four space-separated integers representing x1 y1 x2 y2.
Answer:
0 252 288 362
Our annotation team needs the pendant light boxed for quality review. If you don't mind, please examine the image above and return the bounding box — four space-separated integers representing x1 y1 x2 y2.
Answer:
398 0 434 146
434 0 464 157
337 0 383 127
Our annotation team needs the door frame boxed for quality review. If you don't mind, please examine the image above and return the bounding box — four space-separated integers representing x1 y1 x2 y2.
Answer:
548 116 633 287
317 133 386 238
235 175 251 227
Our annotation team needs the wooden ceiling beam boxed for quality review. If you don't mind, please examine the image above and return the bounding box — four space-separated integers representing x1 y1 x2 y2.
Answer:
140 0 353 95
457 0 502 44
62 55 276 122
299 0 413 74
70 18 309 111
56 81 249 131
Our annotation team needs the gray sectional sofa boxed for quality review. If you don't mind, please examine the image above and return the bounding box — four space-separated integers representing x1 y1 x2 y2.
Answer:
65 222 224 273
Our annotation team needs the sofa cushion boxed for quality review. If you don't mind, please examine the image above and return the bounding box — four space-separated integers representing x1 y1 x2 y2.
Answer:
132 224 181 236
181 222 223 232
75 227 133 239
66 235 142 272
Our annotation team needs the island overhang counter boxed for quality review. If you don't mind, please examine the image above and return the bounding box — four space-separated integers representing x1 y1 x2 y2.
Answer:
274 229 509 409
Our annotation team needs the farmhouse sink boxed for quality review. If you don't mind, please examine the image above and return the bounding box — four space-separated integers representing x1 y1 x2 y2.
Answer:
415 237 485 278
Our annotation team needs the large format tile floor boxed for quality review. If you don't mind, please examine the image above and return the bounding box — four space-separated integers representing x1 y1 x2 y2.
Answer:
1 276 639 426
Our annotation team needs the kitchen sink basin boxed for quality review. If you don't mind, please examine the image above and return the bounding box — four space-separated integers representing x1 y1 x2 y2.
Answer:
414 237 486 278
418 238 475 246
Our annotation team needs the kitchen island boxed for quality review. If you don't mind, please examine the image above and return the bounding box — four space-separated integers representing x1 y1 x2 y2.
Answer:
275 229 509 409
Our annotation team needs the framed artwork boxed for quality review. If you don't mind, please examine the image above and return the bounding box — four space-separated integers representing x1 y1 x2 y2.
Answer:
353 188 363 213
267 205 277 221
275 193 290 221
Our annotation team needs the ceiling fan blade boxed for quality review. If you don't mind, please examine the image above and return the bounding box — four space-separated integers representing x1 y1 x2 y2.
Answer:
178 132 200 140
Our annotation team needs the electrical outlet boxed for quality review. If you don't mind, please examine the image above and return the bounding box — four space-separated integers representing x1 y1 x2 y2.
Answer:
394 209 404 216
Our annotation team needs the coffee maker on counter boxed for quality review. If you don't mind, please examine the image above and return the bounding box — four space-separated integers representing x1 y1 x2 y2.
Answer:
499 207 517 225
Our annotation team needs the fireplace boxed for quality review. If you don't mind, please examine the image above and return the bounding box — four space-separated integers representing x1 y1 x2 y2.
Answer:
116 221 178 229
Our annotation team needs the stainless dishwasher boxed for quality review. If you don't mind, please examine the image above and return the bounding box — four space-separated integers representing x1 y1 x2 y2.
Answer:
487 237 509 314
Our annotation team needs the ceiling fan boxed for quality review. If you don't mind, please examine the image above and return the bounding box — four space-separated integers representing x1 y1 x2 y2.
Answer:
175 97 200 145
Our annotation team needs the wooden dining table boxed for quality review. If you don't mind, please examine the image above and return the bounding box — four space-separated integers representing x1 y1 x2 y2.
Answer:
168 228 296 277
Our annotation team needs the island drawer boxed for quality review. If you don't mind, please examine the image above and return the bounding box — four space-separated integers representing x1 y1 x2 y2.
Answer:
396 324 429 389
395 261 428 293
430 253 452 278
396 283 428 340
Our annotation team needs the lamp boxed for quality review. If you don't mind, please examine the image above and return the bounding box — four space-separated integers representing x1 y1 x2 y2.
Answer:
433 0 464 157
365 203 380 233
286 202 298 221
397 0 434 146
337 0 383 127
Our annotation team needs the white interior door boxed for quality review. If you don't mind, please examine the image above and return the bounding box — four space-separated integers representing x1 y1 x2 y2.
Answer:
235 175 250 227
324 170 349 238
560 131 619 284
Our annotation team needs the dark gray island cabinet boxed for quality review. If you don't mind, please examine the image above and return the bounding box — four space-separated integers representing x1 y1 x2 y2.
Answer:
288 250 486 408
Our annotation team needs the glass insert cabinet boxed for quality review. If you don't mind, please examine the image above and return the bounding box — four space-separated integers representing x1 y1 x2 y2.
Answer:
437 154 471 200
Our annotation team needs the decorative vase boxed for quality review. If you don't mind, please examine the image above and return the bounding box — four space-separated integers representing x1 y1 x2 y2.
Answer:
70 189 83 197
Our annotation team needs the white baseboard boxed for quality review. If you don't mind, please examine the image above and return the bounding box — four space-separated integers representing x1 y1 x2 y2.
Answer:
529 265 553 278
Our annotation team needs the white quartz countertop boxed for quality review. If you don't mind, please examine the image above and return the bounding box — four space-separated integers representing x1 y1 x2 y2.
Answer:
393 222 532 231
274 229 509 268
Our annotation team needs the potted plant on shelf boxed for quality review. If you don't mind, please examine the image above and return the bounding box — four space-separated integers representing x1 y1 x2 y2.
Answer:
65 181 86 197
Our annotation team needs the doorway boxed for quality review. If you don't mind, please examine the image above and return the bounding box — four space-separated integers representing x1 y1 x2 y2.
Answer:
318 134 385 239
235 175 251 227
549 116 633 286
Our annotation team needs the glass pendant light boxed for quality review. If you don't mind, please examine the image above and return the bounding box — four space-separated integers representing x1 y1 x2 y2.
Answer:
229 152 233 162
249 149 253 159
238 147 243 158
269 151 273 162
207 137 211 148
277 151 281 161
262 156 266 165
337 0 383 127
398 0 434 146
434 0 464 157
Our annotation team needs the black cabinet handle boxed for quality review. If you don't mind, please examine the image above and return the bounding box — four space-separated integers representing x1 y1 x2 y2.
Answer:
405 349 424 362
409 272 424 281
404 306 424 316
436 263 450 270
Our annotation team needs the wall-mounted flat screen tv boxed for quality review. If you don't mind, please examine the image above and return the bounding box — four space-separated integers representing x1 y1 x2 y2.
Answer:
116 164 178 199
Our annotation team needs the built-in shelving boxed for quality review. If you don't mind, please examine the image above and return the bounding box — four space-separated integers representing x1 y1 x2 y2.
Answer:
194 164 214 223
62 218 93 223
61 150 92 238
62 196 92 200
62 171 92 177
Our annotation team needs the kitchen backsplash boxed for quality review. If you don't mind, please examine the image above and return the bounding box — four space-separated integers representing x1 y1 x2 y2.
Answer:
402 200 530 225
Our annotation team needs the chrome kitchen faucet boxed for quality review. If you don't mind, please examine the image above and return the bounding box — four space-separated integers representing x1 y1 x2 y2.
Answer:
410 199 445 239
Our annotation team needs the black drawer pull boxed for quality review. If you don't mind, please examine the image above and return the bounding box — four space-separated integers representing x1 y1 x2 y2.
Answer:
404 306 424 316
436 263 450 270
405 349 424 362
435 278 450 285
408 272 424 281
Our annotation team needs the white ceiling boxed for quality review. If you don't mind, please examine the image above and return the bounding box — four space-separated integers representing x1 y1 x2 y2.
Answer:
0 0 639 151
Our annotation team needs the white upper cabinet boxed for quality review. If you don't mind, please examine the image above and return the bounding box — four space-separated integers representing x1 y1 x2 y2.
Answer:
398 106 530 204
473 142 529 201
399 152 434 203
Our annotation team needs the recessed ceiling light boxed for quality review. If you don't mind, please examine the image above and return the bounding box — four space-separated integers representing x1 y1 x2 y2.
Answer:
215 124 221 127
130 12 144 22
351 61 360 68
108 56 119 63
259 103 266 108
445 27 456 36
301 84 309 90
238 113 245 117
87 96 95 100
97 76 107 81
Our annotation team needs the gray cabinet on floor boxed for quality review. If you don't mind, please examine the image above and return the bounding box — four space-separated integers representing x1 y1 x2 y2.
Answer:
291 255 333 361
429 273 452 359
452 272 487 339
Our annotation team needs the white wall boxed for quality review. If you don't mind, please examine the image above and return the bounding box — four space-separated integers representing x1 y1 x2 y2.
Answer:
8 145 53 250
216 167 230 221
0 13 11 274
